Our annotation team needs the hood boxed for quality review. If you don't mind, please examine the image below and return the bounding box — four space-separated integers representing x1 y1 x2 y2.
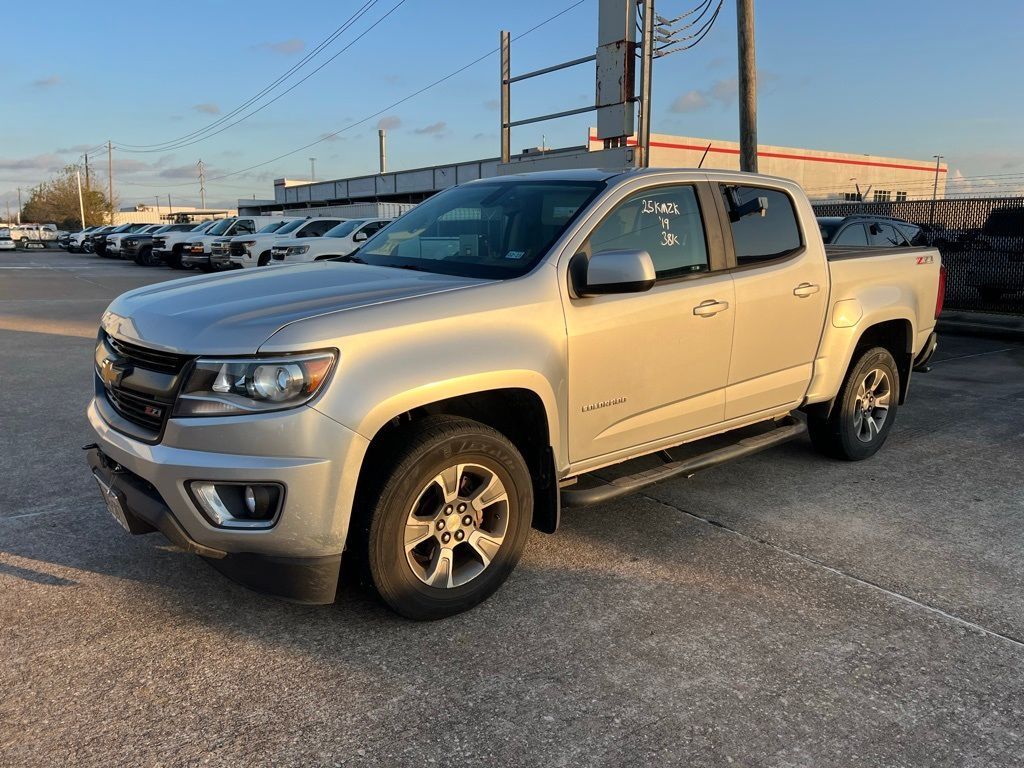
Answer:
101 262 484 354
272 236 335 248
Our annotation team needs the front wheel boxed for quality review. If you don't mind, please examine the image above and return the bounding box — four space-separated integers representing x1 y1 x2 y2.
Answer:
256 250 271 267
358 417 533 620
808 346 899 461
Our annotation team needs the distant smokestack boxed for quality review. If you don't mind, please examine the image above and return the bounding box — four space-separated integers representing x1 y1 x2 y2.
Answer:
378 129 387 174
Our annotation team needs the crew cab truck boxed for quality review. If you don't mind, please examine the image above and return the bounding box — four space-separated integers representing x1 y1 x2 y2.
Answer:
270 218 392 264
85 169 943 620
152 220 216 268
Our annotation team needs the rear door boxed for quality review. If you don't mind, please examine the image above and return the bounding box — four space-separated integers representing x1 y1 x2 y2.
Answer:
717 183 829 420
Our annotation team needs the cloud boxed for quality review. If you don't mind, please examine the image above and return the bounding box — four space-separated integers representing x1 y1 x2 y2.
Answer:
0 154 65 172
255 38 305 55
377 115 401 131
483 99 499 111
193 103 220 115
158 164 203 180
670 90 710 113
414 121 447 136
32 75 62 89
56 144 97 154
669 73 776 114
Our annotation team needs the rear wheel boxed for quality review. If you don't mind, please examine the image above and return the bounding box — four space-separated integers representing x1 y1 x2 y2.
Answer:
356 417 533 620
808 346 899 461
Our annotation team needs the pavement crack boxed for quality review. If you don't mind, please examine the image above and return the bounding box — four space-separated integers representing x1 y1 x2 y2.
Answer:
643 493 1024 652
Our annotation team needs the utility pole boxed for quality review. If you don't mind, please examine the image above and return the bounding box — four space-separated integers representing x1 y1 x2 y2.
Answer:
168 194 173 216
500 30 511 164
76 170 86 229
155 195 161 219
5 199 11 226
197 160 206 209
309 157 316 181
84 153 90 191
16 187 22 224
637 0 655 167
736 0 757 172
378 129 387 173
107 140 114 224
930 154 943 224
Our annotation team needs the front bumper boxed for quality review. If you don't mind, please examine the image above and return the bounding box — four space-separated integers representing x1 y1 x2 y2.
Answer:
86 397 370 602
181 251 209 267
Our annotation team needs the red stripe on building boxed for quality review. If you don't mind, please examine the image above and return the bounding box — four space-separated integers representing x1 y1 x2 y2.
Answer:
587 135 947 174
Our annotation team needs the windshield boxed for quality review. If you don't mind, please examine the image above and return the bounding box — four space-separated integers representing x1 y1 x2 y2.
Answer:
274 219 305 235
357 180 605 279
207 219 236 235
255 220 288 234
189 221 212 232
325 220 364 238
110 224 133 233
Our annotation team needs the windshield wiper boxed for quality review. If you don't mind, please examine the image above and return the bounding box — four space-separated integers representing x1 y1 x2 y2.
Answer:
330 254 367 264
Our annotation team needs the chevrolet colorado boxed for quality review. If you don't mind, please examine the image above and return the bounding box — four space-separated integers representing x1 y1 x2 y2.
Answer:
86 169 944 620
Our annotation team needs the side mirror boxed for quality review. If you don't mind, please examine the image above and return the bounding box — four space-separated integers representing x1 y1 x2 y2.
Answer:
353 230 368 242
572 249 656 296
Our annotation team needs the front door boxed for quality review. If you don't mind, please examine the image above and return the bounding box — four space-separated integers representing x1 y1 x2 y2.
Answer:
564 181 735 464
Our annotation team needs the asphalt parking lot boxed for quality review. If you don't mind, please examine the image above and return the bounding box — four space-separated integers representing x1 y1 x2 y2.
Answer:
1 250 1022 767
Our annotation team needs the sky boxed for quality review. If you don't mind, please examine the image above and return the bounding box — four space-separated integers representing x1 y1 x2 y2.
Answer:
2 0 1023 212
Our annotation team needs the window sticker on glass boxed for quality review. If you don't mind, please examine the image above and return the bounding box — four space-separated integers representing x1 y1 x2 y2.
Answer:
505 250 526 260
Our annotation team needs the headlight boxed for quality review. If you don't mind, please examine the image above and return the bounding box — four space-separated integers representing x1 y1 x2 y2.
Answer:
239 240 256 247
288 245 309 255
173 351 337 417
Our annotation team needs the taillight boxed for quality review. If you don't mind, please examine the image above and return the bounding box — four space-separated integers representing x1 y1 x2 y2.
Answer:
935 263 947 318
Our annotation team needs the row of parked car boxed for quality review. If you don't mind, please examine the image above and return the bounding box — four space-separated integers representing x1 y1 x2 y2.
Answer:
65 215 394 271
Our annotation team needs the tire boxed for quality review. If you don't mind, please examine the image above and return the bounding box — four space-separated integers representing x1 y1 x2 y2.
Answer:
257 250 271 267
808 346 899 461
168 246 186 269
354 416 533 620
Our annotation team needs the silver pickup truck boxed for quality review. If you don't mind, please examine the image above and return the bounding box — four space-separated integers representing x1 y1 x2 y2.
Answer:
86 169 944 620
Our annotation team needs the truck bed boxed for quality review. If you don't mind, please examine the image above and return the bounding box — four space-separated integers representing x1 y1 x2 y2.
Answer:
825 244 937 261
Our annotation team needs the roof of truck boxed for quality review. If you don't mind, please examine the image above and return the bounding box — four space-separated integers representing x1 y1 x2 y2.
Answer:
487 167 800 186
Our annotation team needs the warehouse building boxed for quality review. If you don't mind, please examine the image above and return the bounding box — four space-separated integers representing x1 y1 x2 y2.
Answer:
239 129 946 215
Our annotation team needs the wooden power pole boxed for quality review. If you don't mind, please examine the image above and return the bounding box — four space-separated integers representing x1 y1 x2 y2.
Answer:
736 0 757 172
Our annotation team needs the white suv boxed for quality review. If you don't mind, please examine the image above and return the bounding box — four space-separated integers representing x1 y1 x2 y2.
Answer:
270 218 392 264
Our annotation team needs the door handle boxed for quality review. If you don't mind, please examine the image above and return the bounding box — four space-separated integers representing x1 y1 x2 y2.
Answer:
693 299 730 317
793 282 820 298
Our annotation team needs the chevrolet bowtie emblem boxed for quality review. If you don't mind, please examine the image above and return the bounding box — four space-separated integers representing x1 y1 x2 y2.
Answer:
99 356 132 388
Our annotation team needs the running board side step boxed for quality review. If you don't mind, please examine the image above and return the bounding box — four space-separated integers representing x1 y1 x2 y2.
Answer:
561 416 807 508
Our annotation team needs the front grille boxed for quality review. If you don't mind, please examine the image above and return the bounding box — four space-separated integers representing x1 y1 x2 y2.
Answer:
106 387 167 432
229 242 247 257
105 333 190 374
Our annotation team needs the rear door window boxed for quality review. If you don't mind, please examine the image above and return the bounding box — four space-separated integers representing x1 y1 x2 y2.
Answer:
586 185 709 279
833 224 868 246
720 185 803 265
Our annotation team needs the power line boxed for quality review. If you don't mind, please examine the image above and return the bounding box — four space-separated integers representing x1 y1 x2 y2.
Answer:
117 0 409 155
113 1 382 151
118 0 588 191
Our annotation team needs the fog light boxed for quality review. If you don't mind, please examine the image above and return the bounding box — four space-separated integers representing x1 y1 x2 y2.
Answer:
189 481 283 529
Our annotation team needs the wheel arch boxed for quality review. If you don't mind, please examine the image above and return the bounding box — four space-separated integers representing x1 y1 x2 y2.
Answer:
349 384 561 542
805 314 915 419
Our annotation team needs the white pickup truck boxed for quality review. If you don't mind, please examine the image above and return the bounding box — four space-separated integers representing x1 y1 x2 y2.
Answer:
270 218 393 264
225 217 345 269
86 168 943 620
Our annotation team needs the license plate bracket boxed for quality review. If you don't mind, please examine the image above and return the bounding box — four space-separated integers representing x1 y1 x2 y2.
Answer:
93 472 132 532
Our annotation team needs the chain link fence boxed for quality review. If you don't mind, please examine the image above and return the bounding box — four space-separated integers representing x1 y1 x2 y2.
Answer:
812 197 1024 315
